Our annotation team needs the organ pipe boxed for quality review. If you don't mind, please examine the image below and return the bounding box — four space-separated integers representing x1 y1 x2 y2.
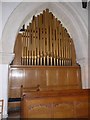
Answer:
21 9 76 66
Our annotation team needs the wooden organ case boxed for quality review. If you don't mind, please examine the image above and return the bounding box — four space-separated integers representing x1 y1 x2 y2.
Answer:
8 9 83 117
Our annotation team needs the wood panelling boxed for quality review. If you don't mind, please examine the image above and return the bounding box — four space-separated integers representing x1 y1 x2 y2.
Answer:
9 66 81 97
53 102 74 118
9 68 24 98
37 69 46 86
21 89 89 118
8 65 81 111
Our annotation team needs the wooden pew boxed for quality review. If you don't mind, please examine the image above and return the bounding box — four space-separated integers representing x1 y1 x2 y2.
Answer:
20 85 40 97
0 100 4 119
21 89 89 118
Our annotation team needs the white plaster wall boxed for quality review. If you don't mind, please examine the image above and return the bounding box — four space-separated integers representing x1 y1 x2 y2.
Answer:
0 64 9 118
0 2 21 52
0 2 2 39
2 2 21 31
0 52 14 118
0 2 2 53
0 65 3 99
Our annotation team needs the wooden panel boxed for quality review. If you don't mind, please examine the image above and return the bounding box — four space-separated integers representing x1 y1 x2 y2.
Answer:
53 102 74 118
75 101 88 117
9 88 21 98
67 67 81 88
24 69 38 87
46 69 58 86
57 68 68 85
27 100 52 118
37 69 46 87
9 68 24 98
21 89 89 118
9 66 81 98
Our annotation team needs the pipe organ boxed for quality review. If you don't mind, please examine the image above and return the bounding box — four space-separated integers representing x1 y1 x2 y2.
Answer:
9 9 82 113
14 9 76 66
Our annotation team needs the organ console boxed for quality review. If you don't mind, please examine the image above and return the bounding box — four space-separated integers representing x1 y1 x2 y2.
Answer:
17 9 76 66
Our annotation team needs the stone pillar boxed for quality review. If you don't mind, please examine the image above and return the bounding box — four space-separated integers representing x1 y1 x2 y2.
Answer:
77 58 88 89
0 52 14 118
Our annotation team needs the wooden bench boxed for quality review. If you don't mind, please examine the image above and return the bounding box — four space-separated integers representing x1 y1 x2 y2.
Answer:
21 89 89 118
0 100 4 119
20 85 40 97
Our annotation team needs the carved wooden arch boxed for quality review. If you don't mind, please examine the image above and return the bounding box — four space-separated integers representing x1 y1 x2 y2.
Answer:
13 9 76 66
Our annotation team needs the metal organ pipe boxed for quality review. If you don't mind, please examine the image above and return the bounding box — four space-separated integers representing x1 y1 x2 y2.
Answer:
21 9 76 66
